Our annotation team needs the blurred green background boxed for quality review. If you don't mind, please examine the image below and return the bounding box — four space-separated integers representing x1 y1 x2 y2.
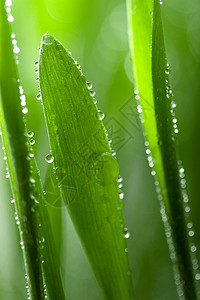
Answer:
0 0 200 299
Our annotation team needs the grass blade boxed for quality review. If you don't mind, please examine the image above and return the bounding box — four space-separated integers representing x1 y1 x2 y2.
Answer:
31 160 66 300
0 3 66 299
0 2 44 299
152 1 198 298
127 0 199 298
39 33 134 300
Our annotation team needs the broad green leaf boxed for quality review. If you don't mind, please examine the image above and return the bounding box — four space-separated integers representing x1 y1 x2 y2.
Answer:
39 33 134 300
127 0 198 298
0 3 65 300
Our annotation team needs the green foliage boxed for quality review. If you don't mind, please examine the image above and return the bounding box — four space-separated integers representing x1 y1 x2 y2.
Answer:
127 0 198 298
38 33 134 300
0 0 200 299
0 4 65 300
0 2 44 298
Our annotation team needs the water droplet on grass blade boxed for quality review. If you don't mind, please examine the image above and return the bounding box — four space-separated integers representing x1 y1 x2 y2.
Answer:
36 94 41 100
45 153 54 164
89 90 95 98
29 139 35 145
6 0 12 6
86 82 92 89
94 152 119 185
13 46 20 54
22 107 28 114
98 111 104 120
28 131 34 138
123 228 130 239
195 274 200 280
8 15 14 22
42 33 54 45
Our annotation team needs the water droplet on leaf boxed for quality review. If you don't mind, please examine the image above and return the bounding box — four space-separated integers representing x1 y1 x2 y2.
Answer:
94 152 119 185
42 33 54 45
45 153 54 164
123 227 130 239
98 111 104 120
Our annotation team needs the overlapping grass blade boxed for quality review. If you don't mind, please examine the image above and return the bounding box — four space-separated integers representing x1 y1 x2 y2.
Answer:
0 3 66 300
127 0 198 298
31 160 66 300
39 33 134 300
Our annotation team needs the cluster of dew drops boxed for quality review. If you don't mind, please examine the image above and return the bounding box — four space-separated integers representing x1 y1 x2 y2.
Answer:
5 0 29 116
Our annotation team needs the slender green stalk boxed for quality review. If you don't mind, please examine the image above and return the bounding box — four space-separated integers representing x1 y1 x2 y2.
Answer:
0 2 44 299
0 3 66 299
152 1 197 298
127 0 198 298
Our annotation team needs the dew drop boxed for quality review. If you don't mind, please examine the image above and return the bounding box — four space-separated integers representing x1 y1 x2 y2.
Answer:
30 139 35 145
13 46 20 54
34 61 39 67
119 192 124 200
191 245 197 253
94 152 119 186
6 0 12 6
187 222 193 229
36 94 41 100
8 15 14 23
22 107 28 114
98 111 104 121
90 90 95 97
195 274 200 280
28 131 34 138
30 177 35 184
185 206 190 213
189 230 195 237
86 82 92 90
45 153 54 164
171 101 176 108
118 177 123 183
123 228 130 239
42 33 54 45
12 39 17 46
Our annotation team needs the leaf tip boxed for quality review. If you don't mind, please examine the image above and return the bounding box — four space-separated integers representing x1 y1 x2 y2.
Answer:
41 32 55 46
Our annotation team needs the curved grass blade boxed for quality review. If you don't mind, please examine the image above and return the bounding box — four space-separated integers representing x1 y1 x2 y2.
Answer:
0 2 44 299
39 33 134 300
0 3 66 300
127 0 199 298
